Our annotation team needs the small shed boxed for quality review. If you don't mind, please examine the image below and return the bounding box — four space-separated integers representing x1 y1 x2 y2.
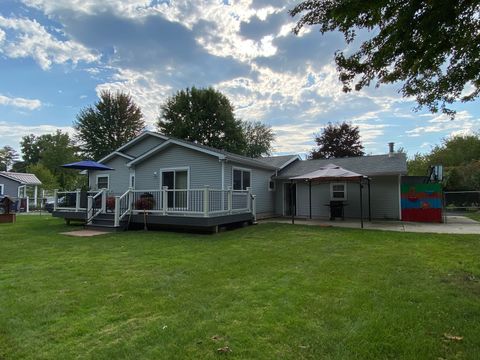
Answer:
0 171 42 208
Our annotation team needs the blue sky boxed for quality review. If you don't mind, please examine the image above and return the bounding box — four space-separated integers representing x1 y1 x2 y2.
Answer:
0 0 478 159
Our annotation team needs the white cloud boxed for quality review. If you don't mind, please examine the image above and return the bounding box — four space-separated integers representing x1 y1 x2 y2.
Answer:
0 94 42 110
0 121 74 154
406 111 478 137
0 15 99 70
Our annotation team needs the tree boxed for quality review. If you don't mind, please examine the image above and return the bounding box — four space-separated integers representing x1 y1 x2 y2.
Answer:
74 90 145 160
311 122 364 159
26 163 59 190
242 121 275 157
157 87 247 154
20 131 80 189
290 1 480 116
0 146 19 171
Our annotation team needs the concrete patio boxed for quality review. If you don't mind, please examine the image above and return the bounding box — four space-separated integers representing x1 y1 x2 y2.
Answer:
261 215 480 234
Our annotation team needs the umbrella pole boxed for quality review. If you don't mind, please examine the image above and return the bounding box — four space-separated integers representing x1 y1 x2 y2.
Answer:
359 181 364 229
368 178 371 222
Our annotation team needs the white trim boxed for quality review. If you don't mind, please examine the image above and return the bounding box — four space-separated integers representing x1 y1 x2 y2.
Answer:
278 155 301 170
330 182 347 201
98 151 134 164
0 184 4 195
159 167 191 190
129 170 136 189
96 174 110 190
116 131 169 153
232 166 252 190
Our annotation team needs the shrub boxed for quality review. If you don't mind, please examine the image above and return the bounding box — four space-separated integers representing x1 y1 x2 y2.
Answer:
135 193 156 210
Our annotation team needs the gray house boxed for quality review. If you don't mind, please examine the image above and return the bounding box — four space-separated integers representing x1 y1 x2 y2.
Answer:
53 131 406 230
0 171 42 211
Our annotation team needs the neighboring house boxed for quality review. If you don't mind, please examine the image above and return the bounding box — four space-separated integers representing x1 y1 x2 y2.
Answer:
53 131 407 230
0 171 42 210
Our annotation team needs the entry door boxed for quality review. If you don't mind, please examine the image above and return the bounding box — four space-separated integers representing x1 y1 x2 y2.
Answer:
162 170 188 208
284 183 296 216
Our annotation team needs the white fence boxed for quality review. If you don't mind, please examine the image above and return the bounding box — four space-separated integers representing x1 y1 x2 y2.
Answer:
53 187 256 226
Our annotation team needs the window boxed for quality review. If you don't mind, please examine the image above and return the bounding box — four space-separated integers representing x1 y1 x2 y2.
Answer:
0 184 3 195
161 168 189 208
97 175 109 189
268 180 276 191
233 168 251 190
330 182 346 201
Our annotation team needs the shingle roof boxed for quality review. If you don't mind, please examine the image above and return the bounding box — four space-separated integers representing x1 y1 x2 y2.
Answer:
0 171 42 185
276 154 407 178
256 155 299 169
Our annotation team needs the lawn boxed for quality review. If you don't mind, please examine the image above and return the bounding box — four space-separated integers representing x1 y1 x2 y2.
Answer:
1 216 479 359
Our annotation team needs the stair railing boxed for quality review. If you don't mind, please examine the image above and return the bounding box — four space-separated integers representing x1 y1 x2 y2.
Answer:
114 188 132 227
87 189 104 224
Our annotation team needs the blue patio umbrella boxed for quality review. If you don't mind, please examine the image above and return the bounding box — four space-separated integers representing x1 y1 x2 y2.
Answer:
61 160 114 189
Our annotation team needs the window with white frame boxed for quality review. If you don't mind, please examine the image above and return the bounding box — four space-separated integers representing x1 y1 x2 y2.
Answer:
0 184 4 195
233 168 251 190
330 182 347 200
97 175 109 189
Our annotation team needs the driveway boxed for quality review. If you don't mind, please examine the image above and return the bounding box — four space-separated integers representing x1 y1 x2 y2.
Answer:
261 215 480 234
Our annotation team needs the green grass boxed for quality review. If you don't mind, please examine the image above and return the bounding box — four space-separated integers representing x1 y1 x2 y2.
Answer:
1 216 480 359
463 211 480 222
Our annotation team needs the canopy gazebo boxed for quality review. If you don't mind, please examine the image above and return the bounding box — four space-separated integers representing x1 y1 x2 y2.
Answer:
289 164 371 228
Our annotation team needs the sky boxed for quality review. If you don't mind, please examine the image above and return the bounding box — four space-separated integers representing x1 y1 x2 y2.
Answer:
0 0 478 159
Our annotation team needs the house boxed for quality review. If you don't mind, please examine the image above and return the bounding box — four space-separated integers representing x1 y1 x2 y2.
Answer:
0 171 42 211
52 131 407 230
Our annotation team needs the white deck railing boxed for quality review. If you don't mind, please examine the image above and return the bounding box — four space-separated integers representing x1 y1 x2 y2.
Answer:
53 187 257 226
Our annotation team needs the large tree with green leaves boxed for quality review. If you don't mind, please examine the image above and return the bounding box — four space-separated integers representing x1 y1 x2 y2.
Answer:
311 122 364 159
242 121 275 157
158 87 247 154
74 90 145 160
290 0 480 116
0 146 19 171
20 131 80 189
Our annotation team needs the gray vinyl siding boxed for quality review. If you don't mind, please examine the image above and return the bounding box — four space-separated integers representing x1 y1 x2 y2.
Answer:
278 175 400 220
224 162 275 216
89 156 130 194
134 144 222 190
0 175 20 197
124 136 166 158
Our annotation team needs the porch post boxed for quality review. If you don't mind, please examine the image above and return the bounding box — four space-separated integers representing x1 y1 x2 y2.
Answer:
252 195 257 223
367 178 371 222
291 180 294 225
246 187 251 212
87 196 93 221
128 187 133 212
227 186 232 214
309 180 312 219
203 185 210 217
34 186 38 209
114 196 120 227
162 186 168 215
26 196 30 213
75 189 81 212
53 189 58 212
101 189 107 213
359 181 364 229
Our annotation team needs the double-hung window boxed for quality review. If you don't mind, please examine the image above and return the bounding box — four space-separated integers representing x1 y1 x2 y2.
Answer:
330 183 347 201
97 175 109 190
233 168 251 190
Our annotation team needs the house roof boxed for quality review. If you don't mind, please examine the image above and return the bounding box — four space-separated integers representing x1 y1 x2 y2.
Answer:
256 155 300 169
276 154 407 179
0 171 42 185
123 132 278 170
